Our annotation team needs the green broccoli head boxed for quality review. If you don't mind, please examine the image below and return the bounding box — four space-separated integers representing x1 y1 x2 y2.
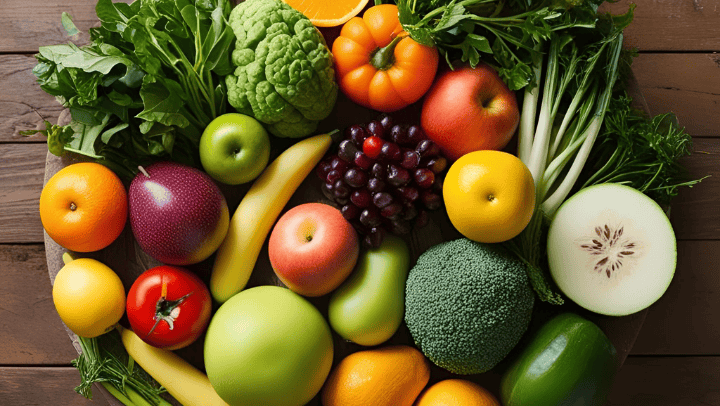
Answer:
225 0 337 138
405 238 535 375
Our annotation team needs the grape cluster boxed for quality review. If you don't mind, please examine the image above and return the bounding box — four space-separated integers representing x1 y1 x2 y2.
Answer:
316 115 448 248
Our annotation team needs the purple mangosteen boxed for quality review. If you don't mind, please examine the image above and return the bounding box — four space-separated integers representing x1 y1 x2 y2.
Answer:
129 162 230 265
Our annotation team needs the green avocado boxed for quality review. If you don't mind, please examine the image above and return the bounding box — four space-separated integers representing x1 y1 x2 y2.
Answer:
501 313 617 406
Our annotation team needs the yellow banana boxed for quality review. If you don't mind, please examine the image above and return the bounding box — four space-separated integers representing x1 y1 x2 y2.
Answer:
210 133 332 303
119 327 229 406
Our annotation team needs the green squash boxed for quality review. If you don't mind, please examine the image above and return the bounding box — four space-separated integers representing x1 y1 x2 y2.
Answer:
501 313 617 406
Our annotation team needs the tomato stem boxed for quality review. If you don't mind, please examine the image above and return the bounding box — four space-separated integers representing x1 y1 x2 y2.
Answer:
147 291 193 336
370 35 405 71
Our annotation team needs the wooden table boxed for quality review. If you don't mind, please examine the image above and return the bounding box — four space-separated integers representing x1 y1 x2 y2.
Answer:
1 0 718 405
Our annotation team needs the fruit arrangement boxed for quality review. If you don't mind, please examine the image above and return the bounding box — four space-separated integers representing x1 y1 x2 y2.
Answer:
31 0 705 405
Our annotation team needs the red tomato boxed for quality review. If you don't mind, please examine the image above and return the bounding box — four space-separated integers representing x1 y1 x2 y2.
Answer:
126 266 211 350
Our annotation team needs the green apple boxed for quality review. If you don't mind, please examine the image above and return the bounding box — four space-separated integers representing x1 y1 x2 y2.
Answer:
199 113 271 185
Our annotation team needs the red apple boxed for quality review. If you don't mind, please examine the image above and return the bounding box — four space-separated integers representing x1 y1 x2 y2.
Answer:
268 203 359 297
421 64 520 161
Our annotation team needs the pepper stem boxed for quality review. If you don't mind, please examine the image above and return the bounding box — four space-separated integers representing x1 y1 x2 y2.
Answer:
370 35 405 71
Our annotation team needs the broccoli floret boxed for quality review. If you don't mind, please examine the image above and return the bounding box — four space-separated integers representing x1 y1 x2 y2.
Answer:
225 0 337 138
405 238 535 375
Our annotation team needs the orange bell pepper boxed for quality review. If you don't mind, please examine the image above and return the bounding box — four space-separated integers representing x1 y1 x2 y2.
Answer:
332 4 439 112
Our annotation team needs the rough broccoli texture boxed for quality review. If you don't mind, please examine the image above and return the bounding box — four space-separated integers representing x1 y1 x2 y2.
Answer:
225 0 337 138
405 238 535 375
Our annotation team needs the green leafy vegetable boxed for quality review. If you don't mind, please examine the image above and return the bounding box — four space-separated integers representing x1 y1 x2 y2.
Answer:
73 330 172 406
28 0 234 179
582 93 706 208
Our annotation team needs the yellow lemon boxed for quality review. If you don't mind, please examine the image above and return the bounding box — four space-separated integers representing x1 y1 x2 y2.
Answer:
52 257 125 338
415 379 501 406
443 151 535 243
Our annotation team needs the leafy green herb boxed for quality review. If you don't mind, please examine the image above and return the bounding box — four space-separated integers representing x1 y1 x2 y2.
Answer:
582 93 706 207
73 330 172 406
28 0 234 179
396 0 601 90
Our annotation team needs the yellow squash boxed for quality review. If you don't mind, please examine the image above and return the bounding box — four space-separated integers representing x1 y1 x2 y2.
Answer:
210 133 332 303
120 327 229 406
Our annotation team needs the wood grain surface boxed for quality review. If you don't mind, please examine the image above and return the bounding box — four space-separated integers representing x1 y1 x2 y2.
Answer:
0 0 719 405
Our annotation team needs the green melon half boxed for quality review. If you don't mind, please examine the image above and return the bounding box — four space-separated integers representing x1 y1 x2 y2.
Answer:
547 184 677 316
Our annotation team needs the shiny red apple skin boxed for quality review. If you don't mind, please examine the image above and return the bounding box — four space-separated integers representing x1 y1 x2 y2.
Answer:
421 64 520 161
268 203 359 297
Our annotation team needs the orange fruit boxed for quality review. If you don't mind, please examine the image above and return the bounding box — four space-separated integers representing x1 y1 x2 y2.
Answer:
414 379 501 406
321 345 431 406
282 0 369 27
443 150 535 243
40 162 127 252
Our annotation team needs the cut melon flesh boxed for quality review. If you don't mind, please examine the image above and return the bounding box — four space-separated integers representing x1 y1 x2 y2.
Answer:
547 184 677 316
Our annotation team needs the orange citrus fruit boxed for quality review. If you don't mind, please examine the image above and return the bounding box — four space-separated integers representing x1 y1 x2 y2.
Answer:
414 379 501 406
40 162 128 252
443 150 535 243
282 0 369 27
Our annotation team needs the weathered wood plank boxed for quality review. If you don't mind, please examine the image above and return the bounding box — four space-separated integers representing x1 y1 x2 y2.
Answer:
631 241 720 355
669 138 720 240
607 356 720 406
0 367 109 406
0 54 64 143
632 53 720 137
0 244 81 365
601 0 720 52
0 144 46 243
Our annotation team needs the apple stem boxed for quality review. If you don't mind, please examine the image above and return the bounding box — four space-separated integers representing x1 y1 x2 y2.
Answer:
370 35 406 71
138 165 150 178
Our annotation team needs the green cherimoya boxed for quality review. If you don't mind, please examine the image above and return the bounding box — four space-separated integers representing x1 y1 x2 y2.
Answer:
405 238 535 375
225 0 338 138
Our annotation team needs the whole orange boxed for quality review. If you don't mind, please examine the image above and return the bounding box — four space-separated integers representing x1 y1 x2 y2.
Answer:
414 379 500 406
443 151 535 243
40 162 127 252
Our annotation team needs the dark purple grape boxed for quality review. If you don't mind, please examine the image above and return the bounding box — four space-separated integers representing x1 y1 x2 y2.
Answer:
350 189 371 208
359 208 382 227
366 120 384 139
373 192 393 208
416 210 430 228
334 180 350 198
407 125 426 144
389 219 412 235
390 124 409 145
316 160 332 180
367 177 386 193
414 168 435 189
344 168 368 188
341 204 360 220
330 156 350 173
401 150 421 169
381 202 402 218
326 169 342 184
432 176 444 193
397 186 419 202
321 182 334 200
416 139 440 157
346 125 367 146
338 140 359 163
366 227 385 248
381 142 402 161
402 204 418 220
379 114 393 130
335 197 349 205
387 164 411 187
426 157 448 174
354 151 374 170
370 163 386 179
421 191 442 210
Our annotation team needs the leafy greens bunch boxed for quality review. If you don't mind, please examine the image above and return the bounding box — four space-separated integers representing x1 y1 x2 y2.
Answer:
395 0 601 90
28 0 234 179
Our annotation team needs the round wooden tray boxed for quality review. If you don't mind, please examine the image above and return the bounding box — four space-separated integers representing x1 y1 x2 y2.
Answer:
44 78 650 405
